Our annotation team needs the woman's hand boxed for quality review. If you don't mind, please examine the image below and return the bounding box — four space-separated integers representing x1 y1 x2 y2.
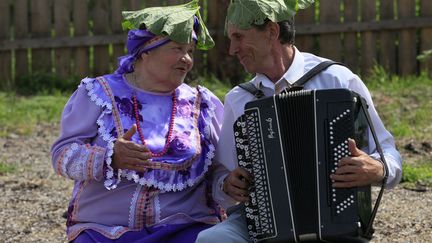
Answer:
112 124 152 172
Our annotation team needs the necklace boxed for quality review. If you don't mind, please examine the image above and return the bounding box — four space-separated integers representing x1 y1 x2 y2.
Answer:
132 92 177 157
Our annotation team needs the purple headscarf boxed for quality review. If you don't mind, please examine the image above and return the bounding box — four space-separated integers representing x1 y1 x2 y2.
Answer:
115 16 201 74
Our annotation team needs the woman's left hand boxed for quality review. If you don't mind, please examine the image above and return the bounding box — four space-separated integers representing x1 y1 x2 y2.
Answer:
112 124 152 172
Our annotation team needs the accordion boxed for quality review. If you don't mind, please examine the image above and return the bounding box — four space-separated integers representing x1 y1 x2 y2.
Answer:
234 89 381 242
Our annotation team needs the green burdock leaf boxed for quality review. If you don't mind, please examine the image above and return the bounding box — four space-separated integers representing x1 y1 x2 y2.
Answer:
226 0 315 30
122 0 214 50
297 0 315 9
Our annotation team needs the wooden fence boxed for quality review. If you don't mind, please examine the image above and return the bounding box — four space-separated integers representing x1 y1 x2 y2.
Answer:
1 0 432 89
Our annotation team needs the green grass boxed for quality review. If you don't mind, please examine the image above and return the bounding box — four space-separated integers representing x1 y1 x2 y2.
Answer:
402 162 432 185
0 161 16 174
189 75 232 101
0 92 69 136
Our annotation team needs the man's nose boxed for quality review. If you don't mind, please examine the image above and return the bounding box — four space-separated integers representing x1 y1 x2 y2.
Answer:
228 42 237 56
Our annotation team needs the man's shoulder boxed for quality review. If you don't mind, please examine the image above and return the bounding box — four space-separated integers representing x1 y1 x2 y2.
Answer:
225 80 257 104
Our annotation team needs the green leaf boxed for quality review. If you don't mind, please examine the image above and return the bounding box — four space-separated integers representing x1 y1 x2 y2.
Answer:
297 0 315 10
122 0 214 50
226 0 315 30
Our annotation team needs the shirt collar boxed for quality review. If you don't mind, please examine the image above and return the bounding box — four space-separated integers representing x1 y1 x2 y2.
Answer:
252 46 306 90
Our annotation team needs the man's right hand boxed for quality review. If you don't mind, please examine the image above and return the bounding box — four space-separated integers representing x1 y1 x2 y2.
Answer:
222 167 253 202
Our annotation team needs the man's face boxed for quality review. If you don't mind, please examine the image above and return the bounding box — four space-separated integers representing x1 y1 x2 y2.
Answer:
227 23 271 74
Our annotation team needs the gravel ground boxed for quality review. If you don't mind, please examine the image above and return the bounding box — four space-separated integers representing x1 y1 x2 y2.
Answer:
0 123 431 242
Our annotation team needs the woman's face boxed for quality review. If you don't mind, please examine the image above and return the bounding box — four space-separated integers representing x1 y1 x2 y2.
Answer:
140 41 195 92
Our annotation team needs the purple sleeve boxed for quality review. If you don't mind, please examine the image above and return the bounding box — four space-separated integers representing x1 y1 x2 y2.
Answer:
198 86 236 208
50 83 108 182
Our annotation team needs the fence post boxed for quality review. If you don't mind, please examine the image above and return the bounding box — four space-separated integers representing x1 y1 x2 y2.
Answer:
360 0 377 76
73 0 89 79
111 0 126 73
420 0 432 75
93 0 110 76
14 0 29 80
296 4 316 54
31 0 52 74
319 0 342 62
54 0 72 80
398 0 417 75
379 0 397 74
0 0 11 88
343 0 359 73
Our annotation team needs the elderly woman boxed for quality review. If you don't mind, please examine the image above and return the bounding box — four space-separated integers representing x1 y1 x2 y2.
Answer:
50 1 231 242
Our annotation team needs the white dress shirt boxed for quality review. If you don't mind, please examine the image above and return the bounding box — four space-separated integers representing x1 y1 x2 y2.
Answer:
213 46 403 208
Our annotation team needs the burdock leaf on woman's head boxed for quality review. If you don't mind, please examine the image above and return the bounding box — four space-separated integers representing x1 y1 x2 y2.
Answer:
122 0 214 50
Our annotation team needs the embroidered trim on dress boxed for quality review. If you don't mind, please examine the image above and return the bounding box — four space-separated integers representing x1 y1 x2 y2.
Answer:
83 77 120 190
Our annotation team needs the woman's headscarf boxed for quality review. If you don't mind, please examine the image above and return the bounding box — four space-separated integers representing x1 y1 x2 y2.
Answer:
115 0 214 74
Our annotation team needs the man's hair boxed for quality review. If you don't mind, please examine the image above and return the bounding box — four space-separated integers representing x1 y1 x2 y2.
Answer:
253 18 296 45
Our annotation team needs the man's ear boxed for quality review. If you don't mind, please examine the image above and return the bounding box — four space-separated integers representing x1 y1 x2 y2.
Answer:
266 22 280 41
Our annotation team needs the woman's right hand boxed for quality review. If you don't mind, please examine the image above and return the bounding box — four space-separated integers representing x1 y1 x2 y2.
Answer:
112 124 152 172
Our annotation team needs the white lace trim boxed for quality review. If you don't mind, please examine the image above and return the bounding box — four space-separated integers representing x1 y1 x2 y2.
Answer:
62 143 79 177
128 184 142 228
154 194 161 223
82 78 120 190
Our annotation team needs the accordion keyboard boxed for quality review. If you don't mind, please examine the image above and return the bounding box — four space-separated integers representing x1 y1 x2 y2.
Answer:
234 111 276 241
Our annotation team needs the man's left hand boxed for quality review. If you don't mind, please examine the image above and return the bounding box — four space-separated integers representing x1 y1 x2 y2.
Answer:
330 138 385 188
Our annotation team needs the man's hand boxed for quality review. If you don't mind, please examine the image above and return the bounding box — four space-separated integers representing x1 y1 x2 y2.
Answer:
222 167 253 202
330 138 385 188
112 124 152 172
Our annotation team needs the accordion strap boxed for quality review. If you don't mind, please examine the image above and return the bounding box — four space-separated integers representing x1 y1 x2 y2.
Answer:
288 60 345 91
237 61 345 98
237 82 265 98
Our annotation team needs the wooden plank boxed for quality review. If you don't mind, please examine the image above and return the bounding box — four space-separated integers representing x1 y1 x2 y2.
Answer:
145 0 161 7
31 0 52 73
54 0 72 79
343 0 359 72
379 0 396 73
420 0 432 74
111 0 126 72
319 0 342 62
166 0 181 5
207 0 235 81
0 0 11 86
14 0 29 78
398 0 417 75
296 17 432 34
73 0 89 77
93 0 110 76
0 35 127 51
295 4 316 53
360 0 376 76
128 0 143 10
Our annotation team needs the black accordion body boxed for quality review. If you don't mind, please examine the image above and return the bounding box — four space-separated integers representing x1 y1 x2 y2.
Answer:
234 89 376 242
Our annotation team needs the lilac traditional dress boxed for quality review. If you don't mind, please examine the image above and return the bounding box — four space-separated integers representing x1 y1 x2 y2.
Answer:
51 73 227 242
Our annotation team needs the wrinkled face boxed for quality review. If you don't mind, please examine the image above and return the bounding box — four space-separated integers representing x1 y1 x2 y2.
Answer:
227 23 271 74
142 41 195 91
